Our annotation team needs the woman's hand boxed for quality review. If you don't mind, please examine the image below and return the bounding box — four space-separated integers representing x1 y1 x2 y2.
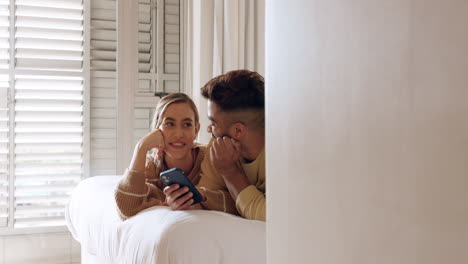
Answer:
163 184 203 210
128 129 165 173
139 129 165 159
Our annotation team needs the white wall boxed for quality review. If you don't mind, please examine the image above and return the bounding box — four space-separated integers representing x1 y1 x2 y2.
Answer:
266 1 468 263
0 232 80 264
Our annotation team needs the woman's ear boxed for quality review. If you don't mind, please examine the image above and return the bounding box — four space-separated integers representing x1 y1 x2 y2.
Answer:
194 122 201 138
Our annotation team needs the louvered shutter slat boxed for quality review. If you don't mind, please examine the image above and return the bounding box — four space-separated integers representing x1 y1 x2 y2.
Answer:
92 9 114 22
16 49 83 61
16 17 83 30
16 6 82 20
16 38 83 51
139 43 151 52
16 28 83 41
91 50 115 60
16 78 83 91
16 59 82 71
91 29 115 41
91 0 115 10
18 0 83 9
91 40 116 52
91 20 115 30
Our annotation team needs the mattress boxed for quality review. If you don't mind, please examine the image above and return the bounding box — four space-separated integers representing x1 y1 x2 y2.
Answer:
65 176 266 264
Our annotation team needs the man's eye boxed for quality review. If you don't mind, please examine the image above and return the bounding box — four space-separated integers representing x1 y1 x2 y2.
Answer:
165 122 174 126
184 123 193 127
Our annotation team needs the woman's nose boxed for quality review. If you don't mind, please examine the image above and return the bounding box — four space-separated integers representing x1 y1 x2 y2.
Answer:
174 126 184 138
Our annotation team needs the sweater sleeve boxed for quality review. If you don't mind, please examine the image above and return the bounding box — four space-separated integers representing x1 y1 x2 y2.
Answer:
200 188 238 215
236 185 266 221
114 156 165 220
197 145 239 215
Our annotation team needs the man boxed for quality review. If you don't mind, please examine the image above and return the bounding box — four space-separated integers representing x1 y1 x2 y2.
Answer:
164 70 265 221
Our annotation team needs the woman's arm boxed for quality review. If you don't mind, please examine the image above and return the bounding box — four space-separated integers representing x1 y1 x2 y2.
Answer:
129 129 165 173
114 129 166 220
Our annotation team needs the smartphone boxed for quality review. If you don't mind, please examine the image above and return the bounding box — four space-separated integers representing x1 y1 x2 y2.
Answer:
160 168 203 204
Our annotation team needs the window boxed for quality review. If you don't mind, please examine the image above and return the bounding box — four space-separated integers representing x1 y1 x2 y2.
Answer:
0 0 182 231
0 0 85 229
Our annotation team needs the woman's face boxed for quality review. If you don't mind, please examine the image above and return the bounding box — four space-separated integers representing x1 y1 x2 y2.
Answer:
158 103 199 161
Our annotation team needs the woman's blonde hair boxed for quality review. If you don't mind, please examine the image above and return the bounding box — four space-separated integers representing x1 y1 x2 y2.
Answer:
151 93 200 130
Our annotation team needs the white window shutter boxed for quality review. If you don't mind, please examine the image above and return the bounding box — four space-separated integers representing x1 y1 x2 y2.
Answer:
90 0 117 176
13 0 84 228
0 0 9 227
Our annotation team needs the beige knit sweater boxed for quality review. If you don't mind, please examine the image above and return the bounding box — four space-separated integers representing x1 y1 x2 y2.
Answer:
114 144 238 220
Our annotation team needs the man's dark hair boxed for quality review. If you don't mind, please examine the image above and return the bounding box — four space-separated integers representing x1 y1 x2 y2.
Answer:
201 70 264 111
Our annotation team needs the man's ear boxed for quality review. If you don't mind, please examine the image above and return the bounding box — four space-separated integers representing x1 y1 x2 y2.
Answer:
231 122 246 140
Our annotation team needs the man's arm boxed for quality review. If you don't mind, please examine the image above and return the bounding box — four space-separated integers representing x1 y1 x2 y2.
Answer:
213 163 250 201
210 137 265 221
196 149 239 215
236 186 265 221
220 163 265 221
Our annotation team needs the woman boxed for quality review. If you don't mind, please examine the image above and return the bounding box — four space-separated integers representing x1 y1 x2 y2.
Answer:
115 93 206 219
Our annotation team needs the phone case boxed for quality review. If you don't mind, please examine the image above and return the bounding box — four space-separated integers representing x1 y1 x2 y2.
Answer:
160 168 203 204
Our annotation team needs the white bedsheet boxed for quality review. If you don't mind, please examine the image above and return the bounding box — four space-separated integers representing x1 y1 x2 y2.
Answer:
65 176 266 264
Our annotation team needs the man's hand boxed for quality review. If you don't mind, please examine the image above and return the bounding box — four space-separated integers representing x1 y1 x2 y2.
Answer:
163 184 202 210
210 137 250 199
210 137 242 177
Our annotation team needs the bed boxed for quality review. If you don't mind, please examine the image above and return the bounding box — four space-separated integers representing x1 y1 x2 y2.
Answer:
65 176 266 264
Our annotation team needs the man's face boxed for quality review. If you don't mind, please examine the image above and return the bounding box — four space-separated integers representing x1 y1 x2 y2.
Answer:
207 100 233 139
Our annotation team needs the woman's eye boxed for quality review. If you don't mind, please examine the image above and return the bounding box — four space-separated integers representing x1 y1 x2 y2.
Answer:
184 123 193 127
164 122 174 126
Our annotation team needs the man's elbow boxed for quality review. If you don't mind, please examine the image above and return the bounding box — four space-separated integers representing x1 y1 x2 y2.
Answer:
242 205 266 222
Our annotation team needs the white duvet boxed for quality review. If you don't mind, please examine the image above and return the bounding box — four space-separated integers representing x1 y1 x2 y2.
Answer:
65 176 266 264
